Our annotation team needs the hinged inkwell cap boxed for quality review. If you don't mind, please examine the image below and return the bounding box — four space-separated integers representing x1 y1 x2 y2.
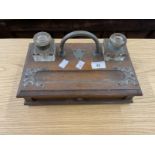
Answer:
110 33 127 49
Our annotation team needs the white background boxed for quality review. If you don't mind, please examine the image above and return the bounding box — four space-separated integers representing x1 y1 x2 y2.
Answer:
0 0 154 19
0 136 155 155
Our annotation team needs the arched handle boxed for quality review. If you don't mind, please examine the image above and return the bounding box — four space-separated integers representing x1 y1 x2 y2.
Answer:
59 30 101 57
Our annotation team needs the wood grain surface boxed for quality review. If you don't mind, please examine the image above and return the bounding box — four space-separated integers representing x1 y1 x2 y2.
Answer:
0 39 155 134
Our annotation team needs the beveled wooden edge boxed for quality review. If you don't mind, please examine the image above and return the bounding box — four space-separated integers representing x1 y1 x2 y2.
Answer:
17 89 142 98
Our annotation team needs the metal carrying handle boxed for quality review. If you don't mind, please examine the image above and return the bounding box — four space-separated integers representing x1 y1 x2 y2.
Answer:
59 30 101 57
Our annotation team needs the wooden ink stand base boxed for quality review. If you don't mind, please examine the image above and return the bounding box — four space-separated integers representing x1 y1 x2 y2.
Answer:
17 40 142 105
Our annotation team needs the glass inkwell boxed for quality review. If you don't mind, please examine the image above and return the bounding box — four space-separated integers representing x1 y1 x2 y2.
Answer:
104 33 127 61
32 32 56 62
